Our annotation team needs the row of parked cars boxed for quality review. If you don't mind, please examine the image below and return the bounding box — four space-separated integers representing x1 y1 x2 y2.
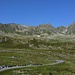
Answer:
0 65 18 69
0 64 43 70
0 65 8 69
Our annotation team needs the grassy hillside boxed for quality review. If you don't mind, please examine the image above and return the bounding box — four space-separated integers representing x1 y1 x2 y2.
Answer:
0 35 75 75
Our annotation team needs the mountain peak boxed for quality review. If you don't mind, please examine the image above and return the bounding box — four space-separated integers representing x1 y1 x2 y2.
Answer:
0 22 75 36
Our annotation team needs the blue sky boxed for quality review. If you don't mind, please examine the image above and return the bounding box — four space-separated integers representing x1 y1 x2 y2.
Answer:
0 0 75 27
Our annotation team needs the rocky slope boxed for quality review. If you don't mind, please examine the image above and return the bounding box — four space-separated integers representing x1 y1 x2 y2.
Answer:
57 26 67 34
0 23 58 35
66 22 75 35
0 22 75 36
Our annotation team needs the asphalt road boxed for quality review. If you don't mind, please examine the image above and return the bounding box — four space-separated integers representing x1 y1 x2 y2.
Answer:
0 60 64 72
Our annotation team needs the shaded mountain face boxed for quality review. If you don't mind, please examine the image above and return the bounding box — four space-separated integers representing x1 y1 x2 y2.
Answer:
0 23 58 35
57 22 75 35
57 26 67 34
67 22 75 35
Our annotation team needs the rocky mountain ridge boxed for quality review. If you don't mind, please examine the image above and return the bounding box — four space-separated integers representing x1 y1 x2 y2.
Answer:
0 22 75 36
